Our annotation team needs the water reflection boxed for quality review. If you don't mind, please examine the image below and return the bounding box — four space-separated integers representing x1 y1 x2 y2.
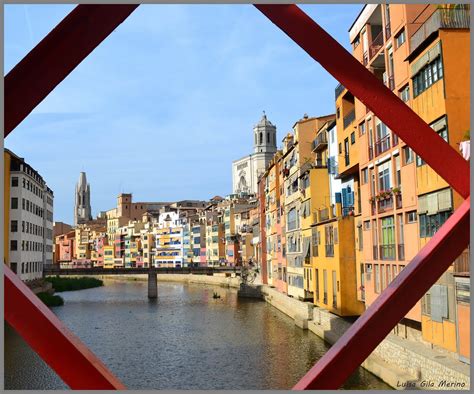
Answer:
4 280 391 390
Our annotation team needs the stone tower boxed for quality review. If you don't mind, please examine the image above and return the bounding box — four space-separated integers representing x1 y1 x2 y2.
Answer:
253 111 277 154
74 172 92 226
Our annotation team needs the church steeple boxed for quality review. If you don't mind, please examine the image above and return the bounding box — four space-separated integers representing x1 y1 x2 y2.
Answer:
253 111 277 154
74 172 92 226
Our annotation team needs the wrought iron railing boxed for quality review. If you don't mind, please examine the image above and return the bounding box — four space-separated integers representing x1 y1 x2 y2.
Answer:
312 131 328 151
411 6 470 54
369 30 384 59
375 134 391 156
377 195 393 213
397 243 405 261
335 83 345 99
373 245 378 260
380 244 396 260
343 109 355 129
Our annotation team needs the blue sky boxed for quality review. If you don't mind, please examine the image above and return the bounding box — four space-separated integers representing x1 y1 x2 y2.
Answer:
5 4 363 224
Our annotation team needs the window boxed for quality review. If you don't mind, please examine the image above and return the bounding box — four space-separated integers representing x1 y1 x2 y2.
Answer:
332 271 337 308
287 208 297 231
336 107 340 119
323 269 328 304
403 146 414 165
380 216 395 260
413 56 443 97
419 211 452 238
363 220 371 230
361 168 368 184
395 28 406 48
359 122 366 136
11 198 18 209
353 35 360 48
11 220 18 232
315 269 319 301
350 132 355 145
338 143 342 154
10 240 17 251
377 161 391 191
12 177 18 187
406 211 417 223
399 85 410 102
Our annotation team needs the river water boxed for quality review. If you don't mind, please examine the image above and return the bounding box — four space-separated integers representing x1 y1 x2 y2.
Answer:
5 279 390 390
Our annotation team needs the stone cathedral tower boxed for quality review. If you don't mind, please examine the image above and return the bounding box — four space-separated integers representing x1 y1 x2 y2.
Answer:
232 112 278 195
74 172 92 226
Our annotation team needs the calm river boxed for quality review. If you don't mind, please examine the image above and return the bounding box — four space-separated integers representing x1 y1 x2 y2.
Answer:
5 279 390 390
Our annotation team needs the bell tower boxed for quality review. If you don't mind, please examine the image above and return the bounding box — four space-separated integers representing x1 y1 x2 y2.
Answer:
253 111 277 154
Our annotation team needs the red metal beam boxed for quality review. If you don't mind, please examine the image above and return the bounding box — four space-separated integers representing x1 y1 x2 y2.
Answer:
4 265 126 389
4 4 138 137
254 4 470 200
293 197 470 389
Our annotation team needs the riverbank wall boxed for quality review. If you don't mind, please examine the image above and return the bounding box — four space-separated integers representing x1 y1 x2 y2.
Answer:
98 274 470 390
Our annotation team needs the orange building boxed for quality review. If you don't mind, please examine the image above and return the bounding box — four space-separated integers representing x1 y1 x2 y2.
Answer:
348 3 470 360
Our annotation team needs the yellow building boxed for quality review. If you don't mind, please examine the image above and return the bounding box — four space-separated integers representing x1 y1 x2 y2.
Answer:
103 245 115 269
282 114 334 300
205 220 225 266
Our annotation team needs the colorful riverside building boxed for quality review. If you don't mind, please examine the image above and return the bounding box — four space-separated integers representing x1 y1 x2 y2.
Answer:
4 149 54 281
280 114 335 300
348 3 470 361
308 116 364 316
260 151 287 293
218 194 256 265
152 211 185 268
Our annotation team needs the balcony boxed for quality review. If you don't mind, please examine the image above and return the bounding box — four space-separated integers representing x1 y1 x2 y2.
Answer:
318 208 329 222
312 132 328 152
369 31 384 60
410 6 470 55
314 158 325 168
343 110 355 129
385 24 391 40
380 244 396 260
377 195 393 213
397 244 405 261
335 83 345 99
374 134 391 156
362 51 369 66
342 206 354 217
325 244 334 257
395 193 402 209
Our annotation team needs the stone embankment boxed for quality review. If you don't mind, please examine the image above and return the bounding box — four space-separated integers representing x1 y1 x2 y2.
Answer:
100 273 470 390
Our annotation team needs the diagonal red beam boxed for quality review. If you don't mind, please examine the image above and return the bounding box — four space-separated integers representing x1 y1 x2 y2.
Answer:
4 4 138 137
4 264 126 389
293 197 470 389
254 4 470 200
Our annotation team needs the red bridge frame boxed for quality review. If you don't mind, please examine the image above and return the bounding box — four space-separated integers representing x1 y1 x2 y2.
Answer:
4 4 470 390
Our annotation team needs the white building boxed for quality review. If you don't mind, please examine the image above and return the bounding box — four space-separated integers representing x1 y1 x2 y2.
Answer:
5 149 54 281
232 112 278 195
153 211 185 268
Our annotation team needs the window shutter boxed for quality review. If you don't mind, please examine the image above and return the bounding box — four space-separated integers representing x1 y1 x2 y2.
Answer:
334 228 338 244
438 188 452 212
427 192 439 215
417 194 428 214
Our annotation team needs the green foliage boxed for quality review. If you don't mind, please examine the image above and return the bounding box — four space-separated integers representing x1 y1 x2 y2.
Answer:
37 292 64 307
463 130 470 141
45 276 103 292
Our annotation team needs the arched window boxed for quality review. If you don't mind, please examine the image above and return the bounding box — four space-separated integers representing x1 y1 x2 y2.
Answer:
267 133 270 143
259 132 262 144
255 134 257 145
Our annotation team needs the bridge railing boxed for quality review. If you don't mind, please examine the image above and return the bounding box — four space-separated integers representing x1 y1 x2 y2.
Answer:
4 4 470 391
